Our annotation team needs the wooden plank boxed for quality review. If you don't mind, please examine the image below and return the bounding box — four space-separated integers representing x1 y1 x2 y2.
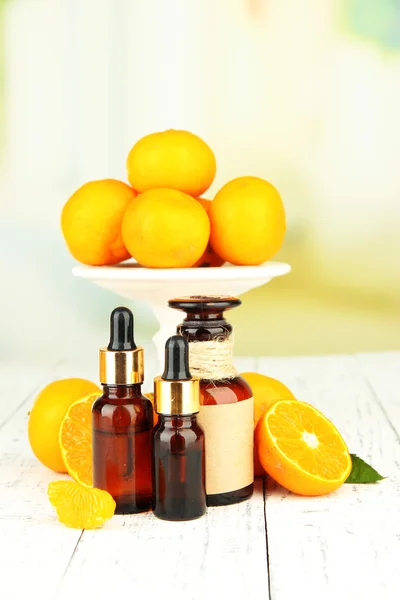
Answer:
1 357 265 599
0 520 82 600
2 353 398 598
258 354 400 600
57 479 268 600
356 352 400 439
58 355 263 599
0 362 84 600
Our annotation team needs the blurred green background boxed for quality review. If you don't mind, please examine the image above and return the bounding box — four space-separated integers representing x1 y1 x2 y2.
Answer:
0 0 399 370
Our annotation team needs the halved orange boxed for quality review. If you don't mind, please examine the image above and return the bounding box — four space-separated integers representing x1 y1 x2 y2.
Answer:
48 480 115 529
257 399 352 495
240 372 296 477
59 392 99 487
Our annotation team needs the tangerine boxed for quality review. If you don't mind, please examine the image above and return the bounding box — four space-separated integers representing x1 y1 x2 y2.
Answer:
122 188 210 268
28 378 100 473
61 179 136 265
210 176 286 265
126 129 216 197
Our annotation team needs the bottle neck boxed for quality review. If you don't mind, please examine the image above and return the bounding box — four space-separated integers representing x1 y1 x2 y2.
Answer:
186 337 237 381
177 318 232 342
101 383 143 399
159 414 197 428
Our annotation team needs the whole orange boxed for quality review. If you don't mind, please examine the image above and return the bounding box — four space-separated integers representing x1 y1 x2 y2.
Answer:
61 179 136 265
126 130 216 197
28 378 101 473
193 198 225 267
209 176 286 265
122 188 210 268
241 372 296 476
241 372 296 429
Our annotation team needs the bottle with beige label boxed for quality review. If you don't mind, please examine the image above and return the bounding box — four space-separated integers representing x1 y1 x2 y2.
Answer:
168 296 254 506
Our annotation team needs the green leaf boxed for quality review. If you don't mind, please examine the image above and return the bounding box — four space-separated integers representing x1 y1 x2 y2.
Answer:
345 454 386 484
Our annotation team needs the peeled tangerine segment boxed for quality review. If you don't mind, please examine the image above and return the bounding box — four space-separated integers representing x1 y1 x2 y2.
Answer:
267 400 350 481
59 393 99 487
48 480 116 529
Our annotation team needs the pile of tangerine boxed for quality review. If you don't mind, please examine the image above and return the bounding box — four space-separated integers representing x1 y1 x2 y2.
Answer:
61 130 286 269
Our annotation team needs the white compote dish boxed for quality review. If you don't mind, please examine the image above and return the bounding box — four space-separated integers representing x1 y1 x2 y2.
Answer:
73 260 291 378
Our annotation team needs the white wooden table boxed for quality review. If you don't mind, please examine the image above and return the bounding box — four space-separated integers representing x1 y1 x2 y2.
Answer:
1 352 399 600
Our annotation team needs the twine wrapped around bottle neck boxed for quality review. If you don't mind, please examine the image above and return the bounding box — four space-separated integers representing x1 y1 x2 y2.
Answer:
188 336 238 381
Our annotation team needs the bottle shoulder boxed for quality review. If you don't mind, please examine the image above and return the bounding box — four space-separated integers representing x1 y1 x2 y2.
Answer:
92 393 152 410
153 416 204 442
92 393 153 430
200 376 252 405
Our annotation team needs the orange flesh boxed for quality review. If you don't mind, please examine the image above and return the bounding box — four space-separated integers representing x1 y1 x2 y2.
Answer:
59 394 97 487
266 401 350 481
48 480 115 529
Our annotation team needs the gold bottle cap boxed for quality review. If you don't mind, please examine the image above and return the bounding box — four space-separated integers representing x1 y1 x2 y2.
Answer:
154 336 200 415
99 307 144 385
154 377 200 415
100 347 144 385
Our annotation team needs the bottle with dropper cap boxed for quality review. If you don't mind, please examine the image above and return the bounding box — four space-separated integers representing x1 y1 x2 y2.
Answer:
152 335 206 521
92 307 153 514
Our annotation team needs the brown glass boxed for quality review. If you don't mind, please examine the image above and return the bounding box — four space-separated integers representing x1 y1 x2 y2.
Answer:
92 384 153 514
168 296 254 506
152 414 206 520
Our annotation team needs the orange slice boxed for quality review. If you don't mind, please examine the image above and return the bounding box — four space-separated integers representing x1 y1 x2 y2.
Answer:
257 399 352 496
48 480 115 529
59 392 99 487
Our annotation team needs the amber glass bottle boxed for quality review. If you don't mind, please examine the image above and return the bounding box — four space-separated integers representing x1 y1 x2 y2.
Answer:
92 307 153 514
169 296 254 506
152 336 206 521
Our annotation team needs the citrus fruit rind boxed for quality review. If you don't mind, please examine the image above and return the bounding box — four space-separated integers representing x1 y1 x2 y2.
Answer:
121 188 210 268
209 176 286 266
126 129 216 196
28 378 101 473
61 179 136 266
240 372 296 428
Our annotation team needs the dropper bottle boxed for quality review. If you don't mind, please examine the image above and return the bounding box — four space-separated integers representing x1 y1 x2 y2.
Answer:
152 336 206 521
92 307 153 514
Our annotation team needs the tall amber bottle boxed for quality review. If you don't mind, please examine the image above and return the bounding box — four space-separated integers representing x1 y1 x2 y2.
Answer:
92 307 153 514
169 296 254 506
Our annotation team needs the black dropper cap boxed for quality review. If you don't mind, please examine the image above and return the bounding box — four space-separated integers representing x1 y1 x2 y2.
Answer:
100 307 143 385
162 336 191 381
154 335 199 415
107 307 137 351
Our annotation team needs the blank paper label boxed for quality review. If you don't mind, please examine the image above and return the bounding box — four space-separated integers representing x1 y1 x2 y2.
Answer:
198 397 254 495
